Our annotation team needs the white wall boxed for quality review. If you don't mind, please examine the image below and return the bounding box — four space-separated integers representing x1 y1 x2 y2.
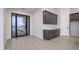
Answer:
60 8 70 36
32 9 43 39
0 8 4 49
3 9 7 46
70 8 79 14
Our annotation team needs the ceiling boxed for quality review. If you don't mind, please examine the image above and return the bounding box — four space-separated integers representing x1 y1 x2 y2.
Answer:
8 8 40 13
23 8 39 12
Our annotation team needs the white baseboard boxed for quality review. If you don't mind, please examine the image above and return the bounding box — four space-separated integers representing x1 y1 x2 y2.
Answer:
32 34 43 39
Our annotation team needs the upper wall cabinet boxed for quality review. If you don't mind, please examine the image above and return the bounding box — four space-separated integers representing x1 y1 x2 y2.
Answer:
43 10 57 24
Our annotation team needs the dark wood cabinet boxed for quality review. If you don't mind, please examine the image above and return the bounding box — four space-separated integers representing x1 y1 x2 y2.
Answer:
43 10 59 40
43 10 57 24
43 29 60 40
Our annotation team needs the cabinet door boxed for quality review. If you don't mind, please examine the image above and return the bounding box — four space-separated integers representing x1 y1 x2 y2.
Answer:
48 13 53 24
49 30 55 39
43 11 50 24
55 29 60 37
53 14 57 24
43 11 46 24
43 11 57 24
43 30 49 39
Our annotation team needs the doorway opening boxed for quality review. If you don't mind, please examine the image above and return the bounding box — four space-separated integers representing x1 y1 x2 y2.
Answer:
70 13 79 37
11 13 30 38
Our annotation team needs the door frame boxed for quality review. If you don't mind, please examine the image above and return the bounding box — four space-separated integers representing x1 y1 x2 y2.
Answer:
69 14 71 36
11 13 30 38
69 13 79 37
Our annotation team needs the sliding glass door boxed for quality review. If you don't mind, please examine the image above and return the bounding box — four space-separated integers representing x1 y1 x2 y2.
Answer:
17 15 27 36
11 13 30 38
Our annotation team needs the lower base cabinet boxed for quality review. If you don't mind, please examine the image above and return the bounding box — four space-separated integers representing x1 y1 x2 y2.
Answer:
43 29 60 40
